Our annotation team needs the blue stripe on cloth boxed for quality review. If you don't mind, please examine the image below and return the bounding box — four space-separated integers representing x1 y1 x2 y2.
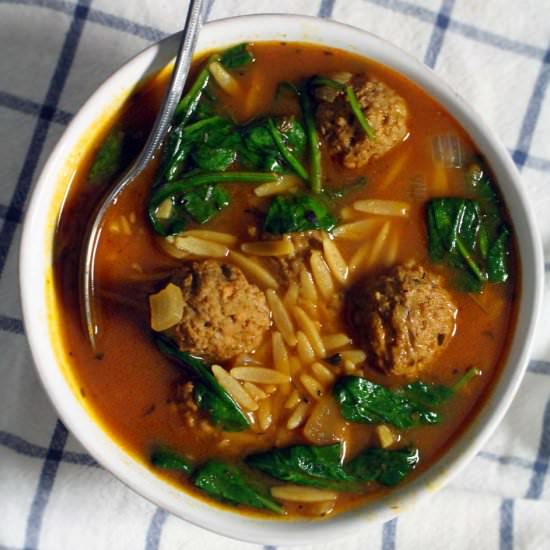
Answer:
0 0 166 42
423 0 455 68
364 0 434 24
318 0 336 18
449 19 546 61
144 508 168 550
381 517 397 550
0 0 90 279
86 7 166 42
507 149 550 173
0 204 23 223
499 499 514 550
361 0 547 61
263 546 277 550
3 0 547 63
0 90 72 125
512 46 550 170
529 360 550 376
15 3 91 547
524 153 550 172
0 0 75 14
0 314 24 334
477 451 538 471
525 398 550 499
24 420 70 549
203 0 216 21
0 430 98 467
545 262 550 272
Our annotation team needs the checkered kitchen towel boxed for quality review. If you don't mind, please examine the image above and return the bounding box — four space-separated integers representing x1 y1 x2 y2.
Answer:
1 1 549 548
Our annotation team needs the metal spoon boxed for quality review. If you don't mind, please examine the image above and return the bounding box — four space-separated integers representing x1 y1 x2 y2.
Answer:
80 0 204 353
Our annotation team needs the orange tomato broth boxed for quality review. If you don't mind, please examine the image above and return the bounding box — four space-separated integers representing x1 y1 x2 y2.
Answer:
52 42 518 518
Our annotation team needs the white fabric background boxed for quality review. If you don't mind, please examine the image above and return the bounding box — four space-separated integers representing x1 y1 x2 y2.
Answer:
0 1 549 549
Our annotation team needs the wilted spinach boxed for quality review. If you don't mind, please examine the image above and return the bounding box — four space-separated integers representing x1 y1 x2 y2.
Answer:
154 334 250 431
193 460 283 514
263 194 336 234
333 368 479 429
219 43 255 69
427 161 512 291
239 116 306 175
88 129 125 186
247 443 419 490
151 446 194 475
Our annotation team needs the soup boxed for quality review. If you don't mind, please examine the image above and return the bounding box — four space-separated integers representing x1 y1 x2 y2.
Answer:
53 42 517 519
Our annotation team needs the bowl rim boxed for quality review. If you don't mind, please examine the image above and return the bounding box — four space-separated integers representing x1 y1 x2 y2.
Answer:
19 13 544 546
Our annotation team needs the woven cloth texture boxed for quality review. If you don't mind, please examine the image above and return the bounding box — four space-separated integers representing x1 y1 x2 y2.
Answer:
1 1 549 549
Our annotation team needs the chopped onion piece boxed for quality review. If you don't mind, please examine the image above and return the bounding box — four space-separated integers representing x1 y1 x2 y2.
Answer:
328 71 353 84
376 424 396 449
155 198 173 220
303 395 347 445
149 283 183 332
432 134 464 168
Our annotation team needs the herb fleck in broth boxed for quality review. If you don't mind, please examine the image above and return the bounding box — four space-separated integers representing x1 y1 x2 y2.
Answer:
53 42 517 518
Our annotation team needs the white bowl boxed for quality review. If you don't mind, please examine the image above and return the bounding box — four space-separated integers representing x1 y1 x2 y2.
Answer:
20 14 544 546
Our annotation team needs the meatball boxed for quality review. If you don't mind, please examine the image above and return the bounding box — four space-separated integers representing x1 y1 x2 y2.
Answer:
346 262 457 378
173 260 270 362
316 74 408 169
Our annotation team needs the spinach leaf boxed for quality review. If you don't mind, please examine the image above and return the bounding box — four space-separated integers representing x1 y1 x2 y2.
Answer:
180 184 230 224
402 381 454 408
266 118 308 180
345 447 420 487
248 444 351 489
193 460 283 514
333 370 480 429
174 60 212 125
300 81 322 193
154 334 250 431
333 376 443 428
239 117 306 174
247 443 419 490
427 198 486 292
239 123 283 172
487 225 510 283
264 195 336 235
188 118 241 172
427 161 513 291
88 129 125 186
220 43 255 69
157 116 233 186
149 171 276 236
151 446 194 475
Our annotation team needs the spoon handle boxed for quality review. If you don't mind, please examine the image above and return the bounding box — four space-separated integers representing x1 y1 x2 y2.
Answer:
80 0 204 353
132 0 204 177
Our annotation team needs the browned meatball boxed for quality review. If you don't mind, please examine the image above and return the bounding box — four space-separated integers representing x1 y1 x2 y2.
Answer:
316 74 408 169
346 262 457 378
173 260 270 362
